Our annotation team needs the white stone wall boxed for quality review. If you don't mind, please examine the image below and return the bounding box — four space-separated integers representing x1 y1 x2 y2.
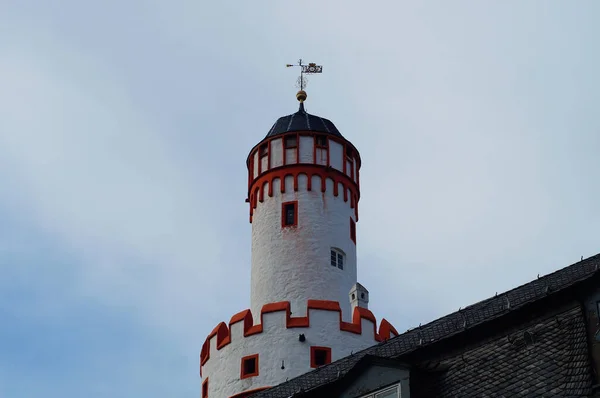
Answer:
250 174 357 320
201 308 382 398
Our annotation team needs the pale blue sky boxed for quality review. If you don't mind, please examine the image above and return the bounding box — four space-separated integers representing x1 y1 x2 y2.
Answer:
0 1 599 397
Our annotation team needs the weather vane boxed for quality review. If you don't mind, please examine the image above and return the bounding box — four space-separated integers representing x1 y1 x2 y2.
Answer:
286 59 323 92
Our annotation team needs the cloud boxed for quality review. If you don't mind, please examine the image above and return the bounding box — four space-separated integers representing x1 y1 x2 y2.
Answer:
0 1 599 397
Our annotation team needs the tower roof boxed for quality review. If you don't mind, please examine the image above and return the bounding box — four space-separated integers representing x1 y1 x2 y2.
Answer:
265 101 343 139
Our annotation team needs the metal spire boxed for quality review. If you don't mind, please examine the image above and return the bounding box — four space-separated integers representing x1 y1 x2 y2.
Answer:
286 59 323 102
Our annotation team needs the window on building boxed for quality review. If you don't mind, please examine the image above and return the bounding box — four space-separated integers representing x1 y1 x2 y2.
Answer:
315 135 328 147
284 135 297 148
201 378 208 398
330 248 344 270
310 346 331 368
240 354 259 379
359 383 401 398
350 218 356 244
345 146 355 177
281 201 298 227
259 143 268 158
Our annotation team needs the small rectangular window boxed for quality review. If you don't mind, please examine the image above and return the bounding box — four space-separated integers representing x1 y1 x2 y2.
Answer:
259 143 268 158
330 248 345 269
284 135 297 148
350 218 356 244
202 379 208 398
315 135 328 147
282 201 297 227
345 146 353 158
241 354 259 379
310 346 331 368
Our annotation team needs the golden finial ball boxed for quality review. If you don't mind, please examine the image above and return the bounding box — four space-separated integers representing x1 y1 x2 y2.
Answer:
296 90 307 102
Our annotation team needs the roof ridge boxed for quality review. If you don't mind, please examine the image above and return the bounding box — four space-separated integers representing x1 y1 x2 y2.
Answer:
250 253 600 397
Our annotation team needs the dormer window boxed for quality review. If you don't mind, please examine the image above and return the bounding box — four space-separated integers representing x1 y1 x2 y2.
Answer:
359 383 400 398
330 248 344 270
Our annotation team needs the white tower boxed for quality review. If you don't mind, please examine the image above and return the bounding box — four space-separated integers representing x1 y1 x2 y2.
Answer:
200 86 397 398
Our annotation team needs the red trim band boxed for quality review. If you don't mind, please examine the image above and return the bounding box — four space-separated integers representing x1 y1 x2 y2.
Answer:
248 164 360 223
200 300 398 368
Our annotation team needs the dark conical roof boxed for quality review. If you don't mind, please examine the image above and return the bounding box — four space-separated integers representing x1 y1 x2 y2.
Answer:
265 102 343 138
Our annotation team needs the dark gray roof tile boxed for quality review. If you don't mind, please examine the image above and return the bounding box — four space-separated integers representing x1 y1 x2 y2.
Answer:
265 103 343 139
250 254 600 398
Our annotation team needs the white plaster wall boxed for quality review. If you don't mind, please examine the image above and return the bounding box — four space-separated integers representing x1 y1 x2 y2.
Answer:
330 140 344 172
201 308 380 398
251 174 357 320
299 136 313 163
270 138 283 168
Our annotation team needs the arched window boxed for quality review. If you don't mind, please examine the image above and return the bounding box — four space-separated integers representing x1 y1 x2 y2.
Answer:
330 248 345 270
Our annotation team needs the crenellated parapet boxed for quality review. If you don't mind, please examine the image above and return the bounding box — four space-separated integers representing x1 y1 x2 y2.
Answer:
200 300 398 398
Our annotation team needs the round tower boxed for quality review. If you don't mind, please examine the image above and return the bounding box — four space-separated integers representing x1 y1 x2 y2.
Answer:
247 92 361 320
200 91 398 398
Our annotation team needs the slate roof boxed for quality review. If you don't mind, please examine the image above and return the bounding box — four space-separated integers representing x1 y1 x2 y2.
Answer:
250 253 600 398
265 103 343 139
410 305 592 397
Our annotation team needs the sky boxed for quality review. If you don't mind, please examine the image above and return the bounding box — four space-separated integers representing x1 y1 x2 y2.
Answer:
0 1 599 397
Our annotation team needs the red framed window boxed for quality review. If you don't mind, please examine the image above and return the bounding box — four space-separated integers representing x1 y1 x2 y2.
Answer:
284 135 297 149
345 146 355 179
350 218 356 244
315 134 329 166
259 143 268 158
257 143 269 173
241 354 259 379
315 135 328 148
202 378 208 398
282 201 298 228
310 346 332 368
